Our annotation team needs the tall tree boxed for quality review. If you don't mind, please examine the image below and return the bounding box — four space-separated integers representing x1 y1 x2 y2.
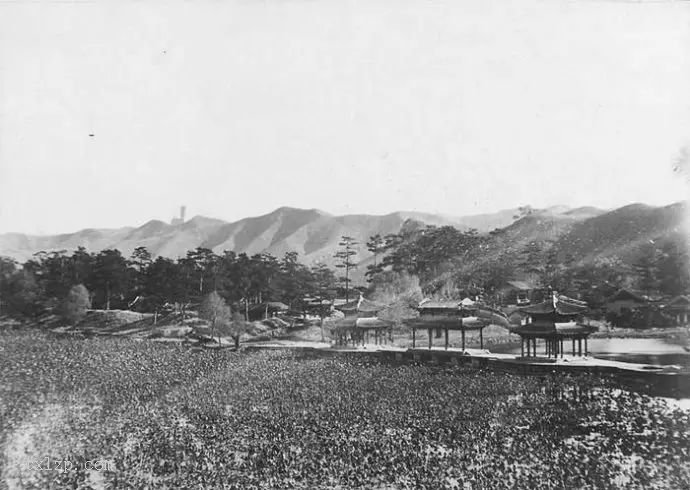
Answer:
186 247 218 298
199 291 232 345
30 250 72 301
92 249 130 310
365 234 386 280
275 252 311 309
129 246 152 304
334 236 358 302
60 284 91 326
70 247 94 287
0 257 18 316
221 311 251 350
145 257 183 319
130 246 152 274
4 270 43 318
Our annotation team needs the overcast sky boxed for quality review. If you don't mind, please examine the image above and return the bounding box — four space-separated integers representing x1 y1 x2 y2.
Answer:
1 0 689 234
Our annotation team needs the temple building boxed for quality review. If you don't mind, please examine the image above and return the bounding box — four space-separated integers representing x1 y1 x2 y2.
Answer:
333 295 393 346
512 292 597 358
666 295 690 326
605 288 648 316
403 299 510 350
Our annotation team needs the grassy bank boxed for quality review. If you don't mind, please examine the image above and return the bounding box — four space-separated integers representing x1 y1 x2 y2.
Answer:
1 330 689 489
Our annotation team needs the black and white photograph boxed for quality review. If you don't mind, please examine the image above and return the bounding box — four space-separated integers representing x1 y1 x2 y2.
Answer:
1 0 689 488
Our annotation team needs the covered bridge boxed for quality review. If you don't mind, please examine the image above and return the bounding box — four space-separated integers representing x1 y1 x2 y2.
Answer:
403 299 510 351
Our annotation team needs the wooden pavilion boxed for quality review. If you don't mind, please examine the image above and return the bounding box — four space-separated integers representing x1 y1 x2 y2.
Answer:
403 299 510 351
332 295 393 346
511 292 597 358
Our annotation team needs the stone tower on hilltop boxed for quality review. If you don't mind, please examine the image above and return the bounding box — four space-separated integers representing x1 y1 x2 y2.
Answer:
170 205 186 225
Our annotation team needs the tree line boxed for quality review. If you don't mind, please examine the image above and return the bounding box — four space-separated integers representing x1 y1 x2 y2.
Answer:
360 220 690 311
0 247 340 320
1 222 687 322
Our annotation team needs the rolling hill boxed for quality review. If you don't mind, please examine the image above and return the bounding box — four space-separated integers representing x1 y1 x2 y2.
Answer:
0 203 685 285
0 207 482 265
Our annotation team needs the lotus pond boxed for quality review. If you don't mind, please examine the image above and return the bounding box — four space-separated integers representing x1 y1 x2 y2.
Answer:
0 330 688 489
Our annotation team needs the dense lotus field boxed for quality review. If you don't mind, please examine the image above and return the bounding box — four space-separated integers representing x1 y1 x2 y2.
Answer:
1 330 689 489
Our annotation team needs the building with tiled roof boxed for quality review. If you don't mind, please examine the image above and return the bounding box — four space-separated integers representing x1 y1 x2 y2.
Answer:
512 292 596 358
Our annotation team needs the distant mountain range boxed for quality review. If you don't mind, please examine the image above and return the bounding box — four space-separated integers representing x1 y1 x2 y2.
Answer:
1 203 686 282
0 206 527 263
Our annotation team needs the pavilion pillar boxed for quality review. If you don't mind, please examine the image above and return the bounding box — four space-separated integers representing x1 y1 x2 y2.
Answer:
412 328 416 348
521 338 525 357
461 327 466 351
428 329 432 350
533 338 537 357
560 339 564 359
578 338 582 356
572 339 576 356
480 328 484 350
444 328 449 350
585 338 588 356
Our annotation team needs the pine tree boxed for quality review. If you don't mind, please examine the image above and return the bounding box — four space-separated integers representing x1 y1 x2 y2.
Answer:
334 236 358 302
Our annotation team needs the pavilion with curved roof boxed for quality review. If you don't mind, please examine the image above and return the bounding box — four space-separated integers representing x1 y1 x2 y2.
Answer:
403 299 510 350
332 295 393 346
511 292 597 358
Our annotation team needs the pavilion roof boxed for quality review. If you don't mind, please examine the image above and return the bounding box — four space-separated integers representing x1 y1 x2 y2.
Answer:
511 321 597 337
355 317 393 328
334 316 392 329
606 288 648 304
475 307 511 328
335 296 388 314
506 280 537 291
249 301 289 312
404 315 489 331
667 295 690 307
519 294 588 316
417 299 463 309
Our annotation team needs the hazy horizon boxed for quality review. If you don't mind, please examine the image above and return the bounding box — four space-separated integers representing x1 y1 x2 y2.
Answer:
0 199 686 238
1 0 689 234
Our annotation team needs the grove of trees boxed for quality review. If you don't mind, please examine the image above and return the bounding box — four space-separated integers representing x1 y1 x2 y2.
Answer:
1 220 687 323
0 247 339 322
